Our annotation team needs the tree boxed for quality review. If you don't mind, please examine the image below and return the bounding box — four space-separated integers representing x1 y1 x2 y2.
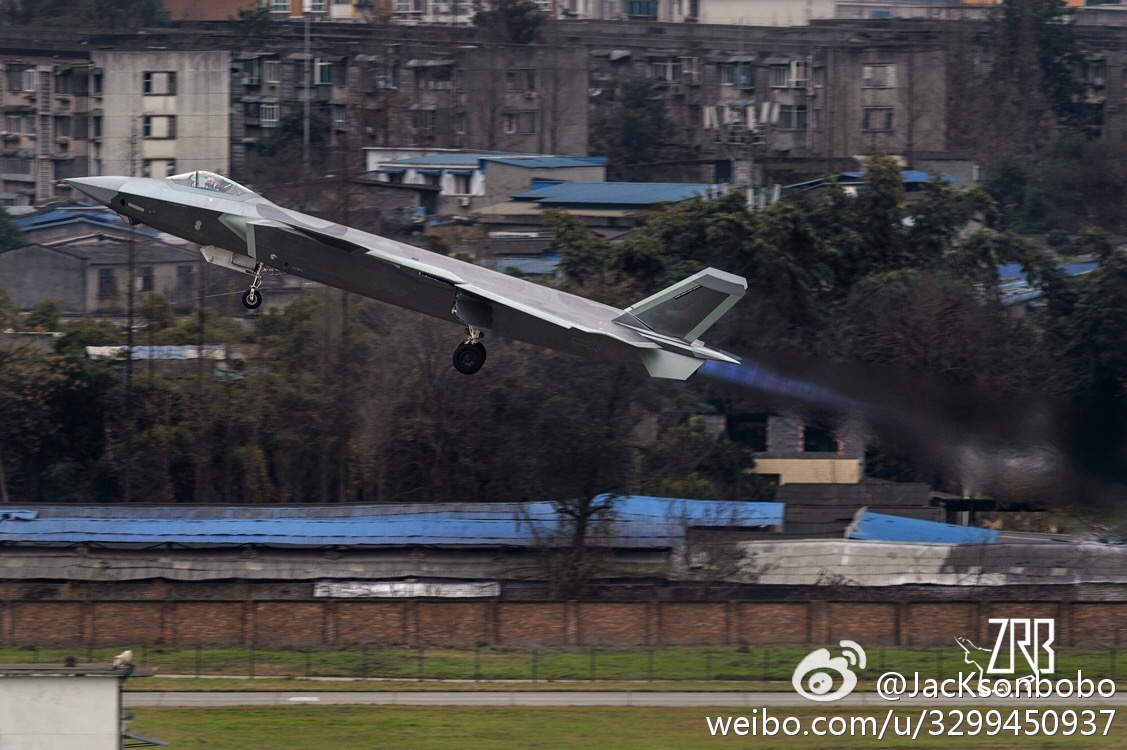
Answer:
0 288 16 330
590 78 671 181
23 299 62 332
0 206 23 252
471 0 545 44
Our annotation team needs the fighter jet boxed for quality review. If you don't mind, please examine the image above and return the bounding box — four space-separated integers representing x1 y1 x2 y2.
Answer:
66 171 745 379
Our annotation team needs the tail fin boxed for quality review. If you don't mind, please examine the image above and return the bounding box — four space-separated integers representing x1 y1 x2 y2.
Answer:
617 267 747 342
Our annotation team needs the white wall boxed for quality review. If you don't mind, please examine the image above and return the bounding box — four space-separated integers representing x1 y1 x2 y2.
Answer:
0 676 120 750
94 50 231 178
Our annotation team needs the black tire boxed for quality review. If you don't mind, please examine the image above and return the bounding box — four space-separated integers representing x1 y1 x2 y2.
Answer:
452 342 486 375
242 288 263 310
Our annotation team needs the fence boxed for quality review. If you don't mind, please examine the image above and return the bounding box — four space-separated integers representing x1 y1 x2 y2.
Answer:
3 644 1124 683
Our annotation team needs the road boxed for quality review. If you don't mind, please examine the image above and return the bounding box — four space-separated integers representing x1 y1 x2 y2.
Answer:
124 691 1127 708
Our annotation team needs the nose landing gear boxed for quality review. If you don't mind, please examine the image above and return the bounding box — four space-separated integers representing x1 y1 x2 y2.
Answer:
241 262 265 310
452 327 486 375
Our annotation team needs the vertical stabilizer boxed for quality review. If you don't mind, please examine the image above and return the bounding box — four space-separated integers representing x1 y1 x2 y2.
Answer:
616 267 747 342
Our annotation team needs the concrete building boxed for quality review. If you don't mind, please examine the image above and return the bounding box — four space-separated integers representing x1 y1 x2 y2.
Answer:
0 235 202 316
0 664 146 750
365 149 606 215
92 50 231 179
0 56 97 205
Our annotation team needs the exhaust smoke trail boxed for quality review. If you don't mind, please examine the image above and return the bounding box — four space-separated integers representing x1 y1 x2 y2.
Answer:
700 351 1127 513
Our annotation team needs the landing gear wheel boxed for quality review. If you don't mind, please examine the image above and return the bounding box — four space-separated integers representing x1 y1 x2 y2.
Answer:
452 342 486 375
242 288 263 310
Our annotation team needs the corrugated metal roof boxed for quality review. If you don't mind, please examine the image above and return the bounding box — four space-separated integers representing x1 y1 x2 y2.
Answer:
0 496 782 549
380 154 605 169
736 539 1127 587
0 548 671 582
846 509 999 544
512 182 721 207
485 156 606 169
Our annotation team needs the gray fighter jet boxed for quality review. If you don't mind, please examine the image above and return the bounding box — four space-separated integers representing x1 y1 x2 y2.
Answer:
67 171 745 378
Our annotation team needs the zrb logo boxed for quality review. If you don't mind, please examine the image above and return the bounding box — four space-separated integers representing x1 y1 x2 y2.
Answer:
981 618 1055 675
791 640 866 702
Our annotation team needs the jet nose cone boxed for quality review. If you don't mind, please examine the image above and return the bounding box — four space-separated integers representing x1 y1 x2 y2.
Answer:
65 176 129 206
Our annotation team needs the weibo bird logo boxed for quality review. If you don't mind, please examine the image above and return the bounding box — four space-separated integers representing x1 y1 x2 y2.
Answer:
791 640 867 702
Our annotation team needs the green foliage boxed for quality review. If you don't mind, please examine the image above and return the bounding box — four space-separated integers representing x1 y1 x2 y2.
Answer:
54 316 125 358
0 288 17 330
256 107 330 158
23 298 61 331
0 206 24 251
544 208 612 288
590 78 671 181
471 0 545 44
234 4 275 34
1061 250 1127 398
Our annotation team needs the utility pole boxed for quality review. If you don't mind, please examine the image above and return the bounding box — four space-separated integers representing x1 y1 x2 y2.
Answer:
304 10 311 171
123 119 138 503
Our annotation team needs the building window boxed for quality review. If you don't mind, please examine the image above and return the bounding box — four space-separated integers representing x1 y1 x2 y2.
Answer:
862 106 895 131
505 69 538 92
137 267 154 293
317 61 334 85
261 103 280 127
413 109 436 138
98 268 117 298
269 0 287 10
452 173 471 194
503 111 539 134
4 115 19 133
778 104 807 130
802 423 837 453
21 69 36 92
242 59 262 86
142 115 176 139
720 61 754 89
263 60 281 83
649 57 681 82
862 64 896 89
176 265 193 292
452 111 467 134
332 104 346 130
55 116 71 138
771 61 808 88
628 0 657 17
143 71 176 96
308 0 326 10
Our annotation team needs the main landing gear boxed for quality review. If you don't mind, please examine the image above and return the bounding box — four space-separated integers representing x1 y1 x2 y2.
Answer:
452 327 487 375
241 262 265 310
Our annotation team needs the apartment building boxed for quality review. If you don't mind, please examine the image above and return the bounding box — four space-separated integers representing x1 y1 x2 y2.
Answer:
92 51 231 179
0 56 97 206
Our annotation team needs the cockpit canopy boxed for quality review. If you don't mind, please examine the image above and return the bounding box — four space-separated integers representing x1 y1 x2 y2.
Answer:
167 171 253 198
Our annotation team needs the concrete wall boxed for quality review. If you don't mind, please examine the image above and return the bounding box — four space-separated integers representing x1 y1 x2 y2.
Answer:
0 246 85 313
94 50 231 177
0 596 1114 647
0 676 119 750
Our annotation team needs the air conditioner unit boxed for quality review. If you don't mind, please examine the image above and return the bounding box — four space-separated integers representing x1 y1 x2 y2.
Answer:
457 196 470 207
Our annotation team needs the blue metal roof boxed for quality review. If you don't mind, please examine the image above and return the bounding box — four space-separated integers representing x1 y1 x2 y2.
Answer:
512 182 720 207
14 203 158 235
847 510 999 544
491 256 561 276
997 262 1099 305
486 156 606 169
0 496 782 548
838 170 962 184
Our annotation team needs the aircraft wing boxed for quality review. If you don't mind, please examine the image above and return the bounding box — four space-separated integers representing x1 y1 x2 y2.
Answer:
244 208 745 379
